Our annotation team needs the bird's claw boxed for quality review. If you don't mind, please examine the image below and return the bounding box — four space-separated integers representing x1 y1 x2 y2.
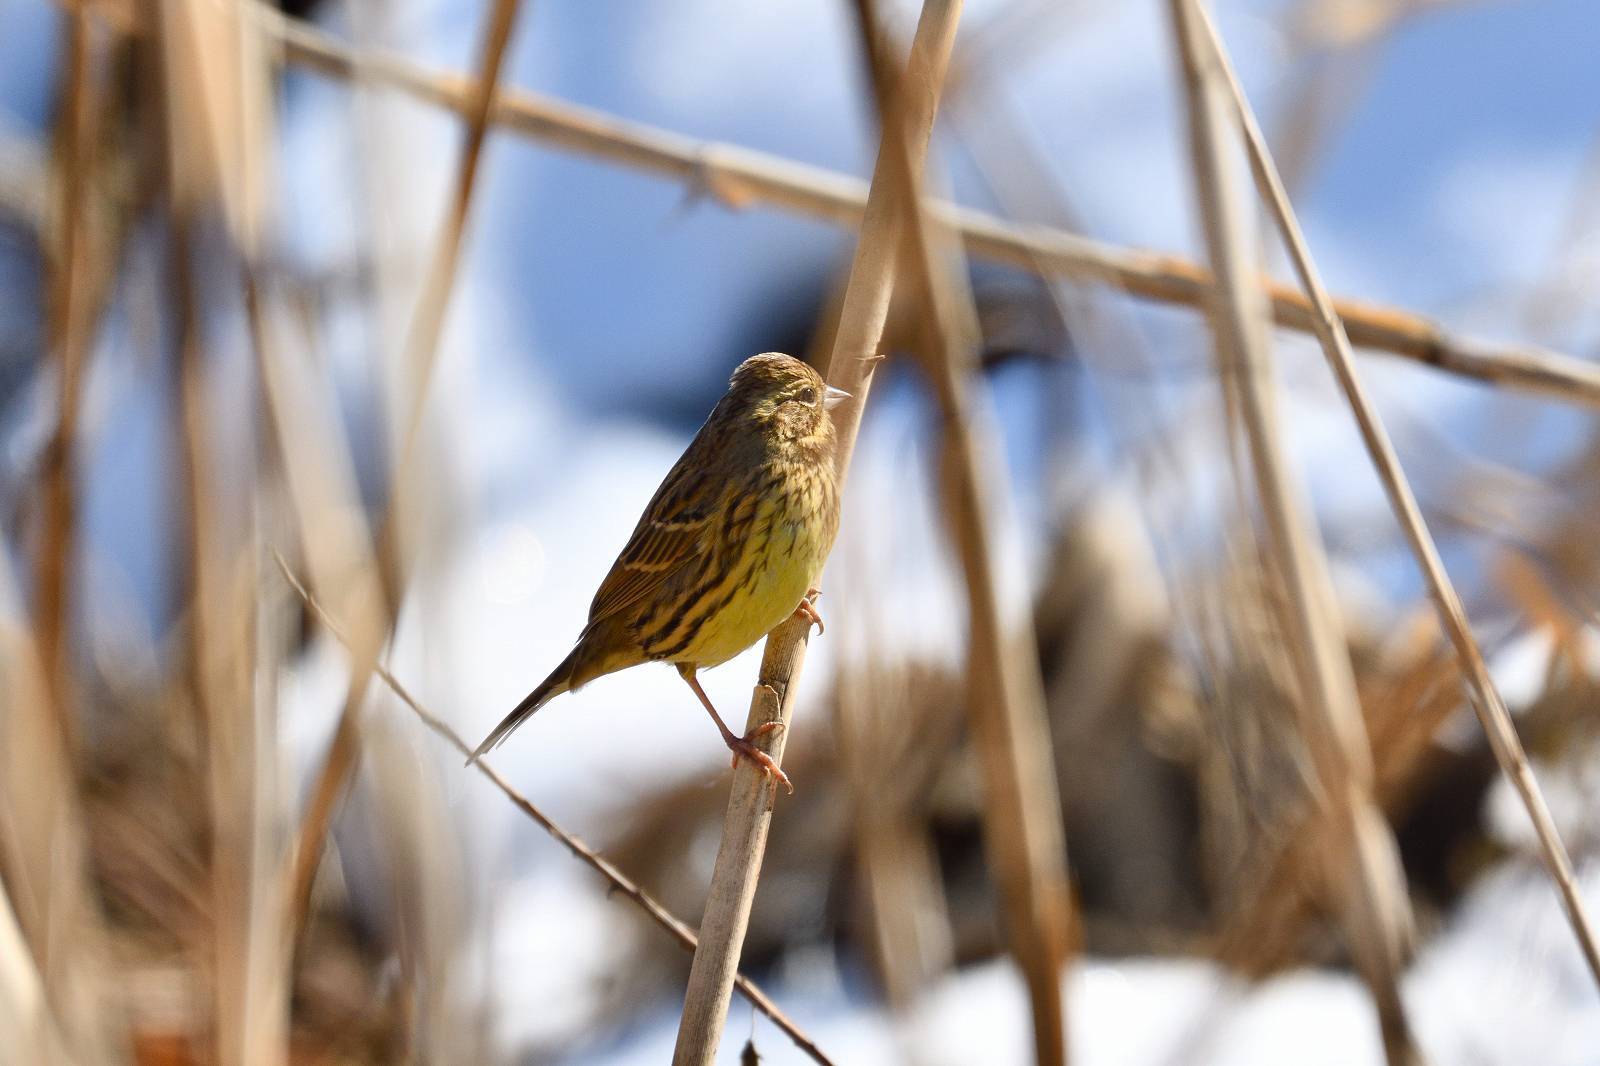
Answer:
726 723 793 795
792 588 825 635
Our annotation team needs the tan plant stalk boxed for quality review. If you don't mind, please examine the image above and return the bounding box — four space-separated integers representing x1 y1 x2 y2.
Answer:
271 557 834 1066
152 3 285 1058
247 4 1600 409
0 875 68 1065
35 1 99 750
229 86 391 988
253 278 389 939
851 1 1075 1060
1167 2 1420 1062
233 93 390 960
1190 0 1600 986
0 549 120 1064
153 4 296 1061
150 4 262 1056
382 0 527 572
285 0 526 941
669 3 964 1061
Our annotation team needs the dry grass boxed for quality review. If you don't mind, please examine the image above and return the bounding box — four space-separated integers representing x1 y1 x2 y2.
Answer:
851 1 1076 1060
1186 0 1600 987
4 1 1599 1064
1168 5 1416 1058
283 0 526 954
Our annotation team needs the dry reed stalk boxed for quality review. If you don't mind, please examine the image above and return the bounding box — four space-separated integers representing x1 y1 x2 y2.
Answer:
178 3 294 1061
0 874 68 1065
253 275 392 949
147 3 297 1059
283 0 525 946
34 1 99 752
189 438 285 1066
0 550 120 1065
377 0 527 585
243 5 1600 409
1189 0 1600 987
252 279 390 939
270 557 834 1066
163 151 243 1066
670 3 963 1061
1168 3 1419 1062
662 649 801 1066
851 2 1075 1060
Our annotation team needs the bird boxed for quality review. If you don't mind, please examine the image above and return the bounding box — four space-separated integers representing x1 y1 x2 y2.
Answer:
469 352 848 792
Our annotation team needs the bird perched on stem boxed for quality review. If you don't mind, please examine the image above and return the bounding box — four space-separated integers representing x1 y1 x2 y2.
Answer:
469 353 848 792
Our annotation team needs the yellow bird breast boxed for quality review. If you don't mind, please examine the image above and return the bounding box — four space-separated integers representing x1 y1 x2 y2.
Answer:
678 495 829 669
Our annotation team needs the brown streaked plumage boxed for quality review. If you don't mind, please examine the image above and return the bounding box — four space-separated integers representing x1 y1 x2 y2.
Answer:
469 353 846 791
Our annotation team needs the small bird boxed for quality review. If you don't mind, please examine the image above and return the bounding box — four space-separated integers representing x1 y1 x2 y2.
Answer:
469 353 848 792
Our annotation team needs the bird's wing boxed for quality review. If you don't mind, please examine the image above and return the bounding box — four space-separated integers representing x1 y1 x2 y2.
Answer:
584 453 718 631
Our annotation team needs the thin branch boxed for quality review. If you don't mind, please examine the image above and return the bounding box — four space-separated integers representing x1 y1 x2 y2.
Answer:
244 4 1600 410
1168 3 1420 1062
853 1 1074 1061
286 0 527 939
270 555 832 1066
1191 0 1600 987
670 3 964 1062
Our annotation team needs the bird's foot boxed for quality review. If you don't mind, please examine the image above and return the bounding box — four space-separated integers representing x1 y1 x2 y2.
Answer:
792 588 825 635
725 721 793 795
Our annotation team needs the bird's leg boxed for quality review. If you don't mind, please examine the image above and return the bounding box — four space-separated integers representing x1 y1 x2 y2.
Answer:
678 666 793 794
791 587 825 635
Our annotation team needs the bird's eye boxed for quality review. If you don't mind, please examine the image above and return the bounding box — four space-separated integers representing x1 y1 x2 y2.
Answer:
797 386 817 405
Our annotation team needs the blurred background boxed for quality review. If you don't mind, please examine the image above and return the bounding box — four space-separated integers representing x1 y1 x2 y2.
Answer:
3 0 1600 1062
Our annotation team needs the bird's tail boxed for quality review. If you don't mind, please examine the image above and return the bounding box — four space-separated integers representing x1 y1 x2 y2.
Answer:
466 647 579 765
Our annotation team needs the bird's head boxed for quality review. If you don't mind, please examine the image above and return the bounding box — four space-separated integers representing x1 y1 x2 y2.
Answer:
725 352 849 449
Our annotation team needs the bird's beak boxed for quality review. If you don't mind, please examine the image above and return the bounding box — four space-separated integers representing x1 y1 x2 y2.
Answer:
823 385 851 410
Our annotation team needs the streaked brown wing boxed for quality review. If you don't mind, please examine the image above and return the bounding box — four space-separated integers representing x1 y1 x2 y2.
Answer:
584 456 717 630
